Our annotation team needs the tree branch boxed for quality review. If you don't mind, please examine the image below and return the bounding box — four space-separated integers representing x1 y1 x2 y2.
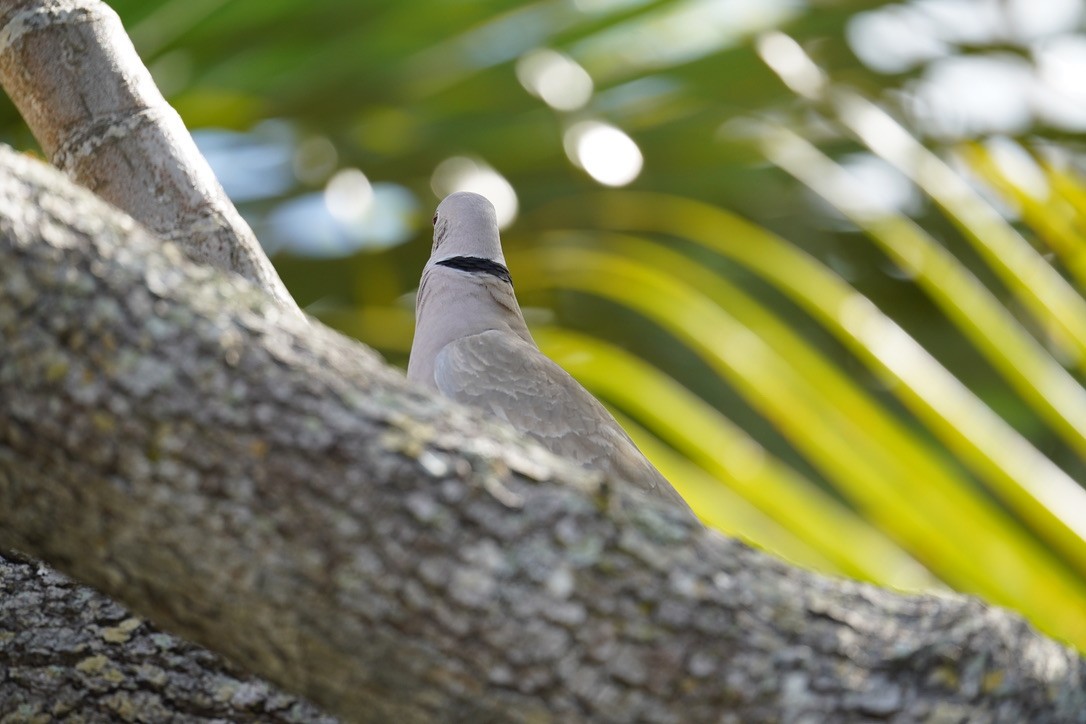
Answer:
0 0 300 315
0 549 333 722
0 146 1083 722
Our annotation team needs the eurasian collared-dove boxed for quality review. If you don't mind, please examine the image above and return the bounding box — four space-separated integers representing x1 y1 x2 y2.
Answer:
408 191 690 511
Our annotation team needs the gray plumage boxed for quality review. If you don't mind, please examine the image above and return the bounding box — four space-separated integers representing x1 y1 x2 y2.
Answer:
408 191 690 511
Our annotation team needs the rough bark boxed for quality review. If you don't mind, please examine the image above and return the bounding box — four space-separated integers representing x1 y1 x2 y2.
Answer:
0 147 1084 722
0 549 334 722
0 0 301 316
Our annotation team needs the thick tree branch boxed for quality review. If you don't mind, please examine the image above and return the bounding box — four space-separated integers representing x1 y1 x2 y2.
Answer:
0 148 1083 722
0 0 301 315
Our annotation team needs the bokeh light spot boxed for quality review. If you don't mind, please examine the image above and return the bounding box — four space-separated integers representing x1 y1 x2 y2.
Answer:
564 121 643 187
266 182 419 257
516 48 594 111
293 136 338 185
324 168 374 224
430 156 519 227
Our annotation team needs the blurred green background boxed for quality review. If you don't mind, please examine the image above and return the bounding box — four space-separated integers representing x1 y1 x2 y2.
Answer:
7 0 1086 649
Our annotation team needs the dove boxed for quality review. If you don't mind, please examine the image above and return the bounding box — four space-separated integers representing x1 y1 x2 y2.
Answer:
408 191 691 512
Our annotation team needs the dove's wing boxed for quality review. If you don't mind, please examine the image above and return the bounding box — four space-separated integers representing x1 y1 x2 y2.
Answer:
434 329 689 509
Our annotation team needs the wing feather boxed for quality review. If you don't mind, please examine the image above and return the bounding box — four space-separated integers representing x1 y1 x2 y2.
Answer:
434 330 687 507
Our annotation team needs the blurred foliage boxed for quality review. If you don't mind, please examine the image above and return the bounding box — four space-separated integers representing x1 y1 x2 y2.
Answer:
5 0 1086 650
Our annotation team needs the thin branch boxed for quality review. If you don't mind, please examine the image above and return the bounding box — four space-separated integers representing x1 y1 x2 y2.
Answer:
0 0 301 315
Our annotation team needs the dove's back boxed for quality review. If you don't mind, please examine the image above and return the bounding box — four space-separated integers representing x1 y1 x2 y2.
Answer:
433 329 689 508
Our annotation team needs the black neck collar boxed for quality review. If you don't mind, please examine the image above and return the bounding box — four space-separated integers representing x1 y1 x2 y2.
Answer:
435 256 512 285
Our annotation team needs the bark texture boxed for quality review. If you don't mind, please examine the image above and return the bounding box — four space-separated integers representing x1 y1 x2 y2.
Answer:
0 147 1085 722
0 550 333 722
0 0 301 316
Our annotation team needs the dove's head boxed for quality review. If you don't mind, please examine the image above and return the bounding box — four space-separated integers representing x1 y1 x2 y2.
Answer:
431 191 505 264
